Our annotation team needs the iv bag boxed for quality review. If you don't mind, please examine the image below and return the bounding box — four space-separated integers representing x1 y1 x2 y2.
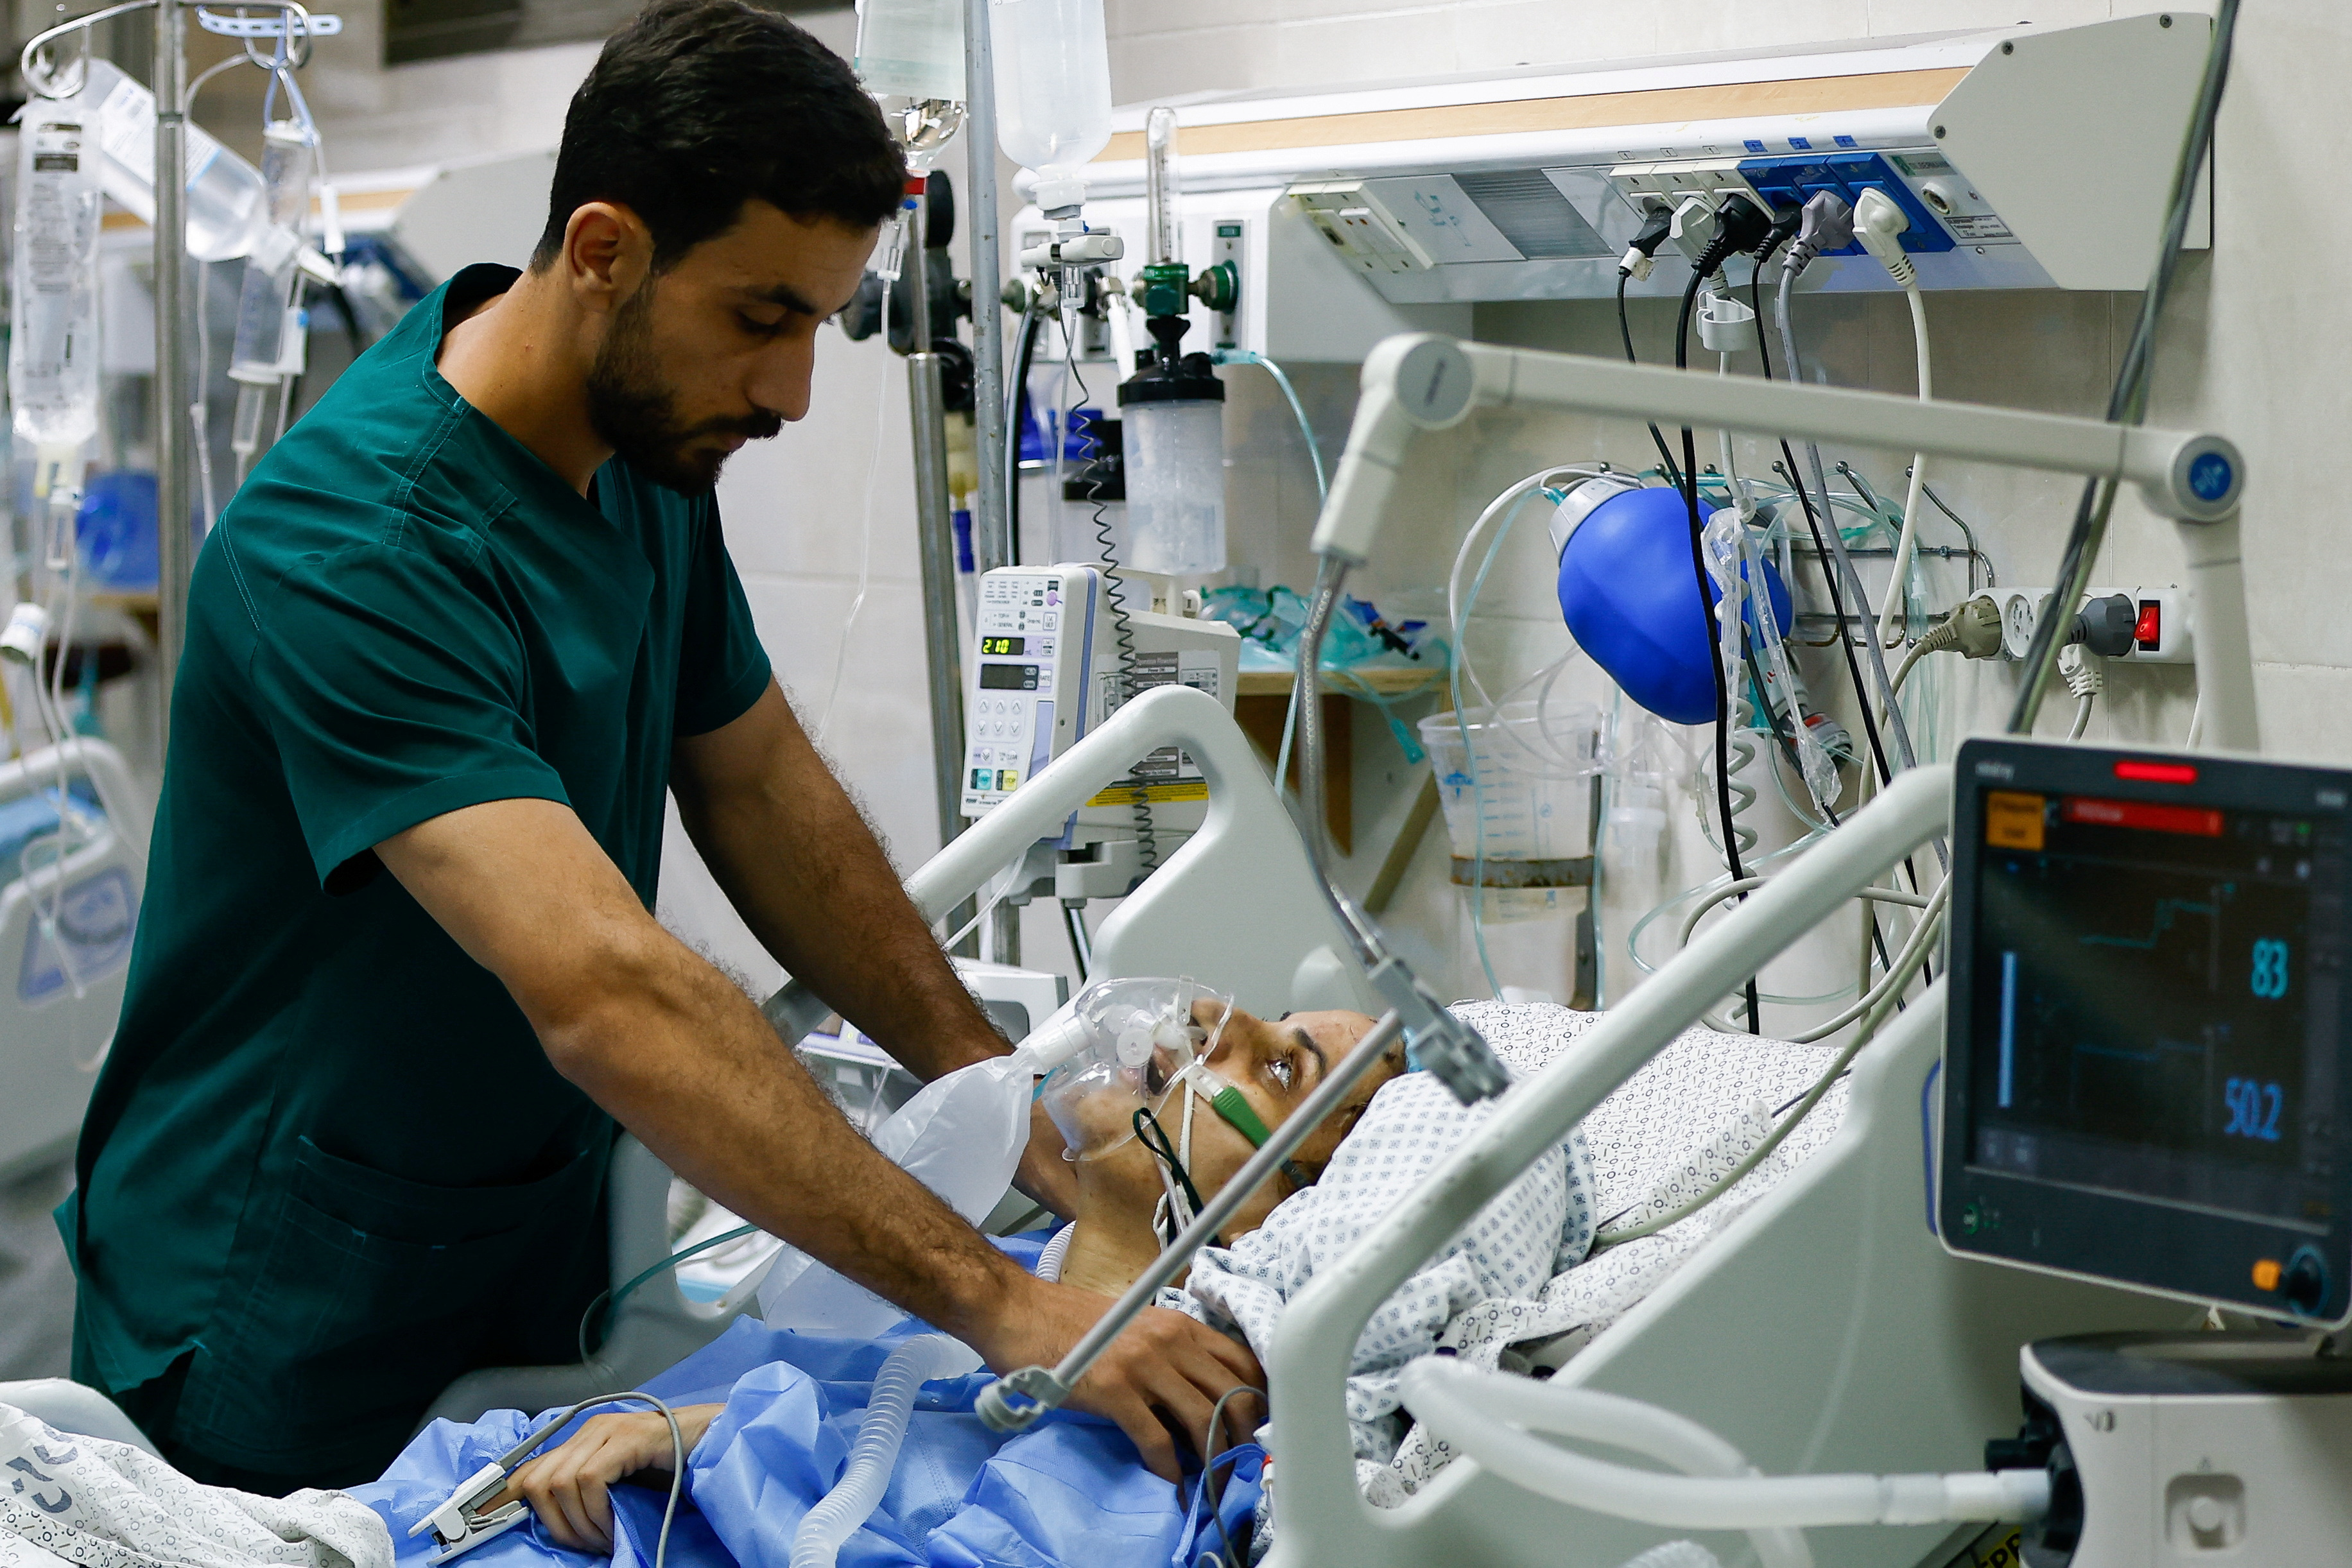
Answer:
857 0 965 168
82 57 268 261
856 0 965 104
991 0 1111 180
229 123 313 386
12 97 103 454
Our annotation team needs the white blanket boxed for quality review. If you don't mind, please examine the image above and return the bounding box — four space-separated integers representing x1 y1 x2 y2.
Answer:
0 1406 389 1568
1189 1001 1855 1519
1181 1067 1597 1464
1362 1002 1853 1503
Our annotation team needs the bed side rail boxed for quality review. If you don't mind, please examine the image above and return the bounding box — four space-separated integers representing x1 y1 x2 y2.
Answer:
764 683 1365 1037
1264 762 1955 1567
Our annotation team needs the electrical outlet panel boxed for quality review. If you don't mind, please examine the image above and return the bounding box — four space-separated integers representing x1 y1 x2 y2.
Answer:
1996 585 2192 664
1290 180 1430 275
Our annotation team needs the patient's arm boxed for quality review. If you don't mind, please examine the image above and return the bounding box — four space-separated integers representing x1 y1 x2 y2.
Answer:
379 797 1258 1481
492 1405 725 1554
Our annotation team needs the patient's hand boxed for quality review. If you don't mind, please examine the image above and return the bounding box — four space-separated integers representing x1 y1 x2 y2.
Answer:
491 1403 723 1555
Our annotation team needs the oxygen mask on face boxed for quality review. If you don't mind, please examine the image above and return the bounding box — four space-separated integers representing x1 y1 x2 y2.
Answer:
1028 976 1234 1163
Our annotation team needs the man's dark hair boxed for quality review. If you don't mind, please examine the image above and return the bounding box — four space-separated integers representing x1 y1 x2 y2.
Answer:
533 0 906 270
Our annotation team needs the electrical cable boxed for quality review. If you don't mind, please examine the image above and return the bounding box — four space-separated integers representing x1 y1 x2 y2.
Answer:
1600 879 1947 1245
1749 257 1900 827
472 1391 687 1568
2009 0 2238 735
2069 693 2094 741
1198 1383 1266 1568
1873 279 1933 645
578 1223 761 1363
1066 350 1157 874
1614 269 1684 487
1001 304 1043 564
1674 243 1759 1031
1772 261 1919 773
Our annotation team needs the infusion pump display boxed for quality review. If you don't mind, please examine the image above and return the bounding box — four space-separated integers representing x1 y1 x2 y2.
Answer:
961 568 1097 818
1944 739 2352 1326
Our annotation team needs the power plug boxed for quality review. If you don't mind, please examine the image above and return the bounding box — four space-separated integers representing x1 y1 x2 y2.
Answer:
2071 593 2138 659
1787 191 1854 270
1668 194 1718 262
2059 644 2106 699
1950 594 2003 659
1620 203 1675 281
1713 193 1774 259
1853 187 1915 286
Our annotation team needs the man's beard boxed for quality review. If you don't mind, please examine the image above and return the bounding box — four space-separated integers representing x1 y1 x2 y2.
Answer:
584 286 783 494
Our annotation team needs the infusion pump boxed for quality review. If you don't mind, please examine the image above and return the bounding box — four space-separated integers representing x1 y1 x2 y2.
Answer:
960 564 1239 838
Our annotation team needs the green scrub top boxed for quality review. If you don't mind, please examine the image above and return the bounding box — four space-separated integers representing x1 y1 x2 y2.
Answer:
62 264 774 1481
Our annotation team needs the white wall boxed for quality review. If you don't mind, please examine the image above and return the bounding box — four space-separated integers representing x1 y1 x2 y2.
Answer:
1096 0 2352 1024
292 1 2352 1028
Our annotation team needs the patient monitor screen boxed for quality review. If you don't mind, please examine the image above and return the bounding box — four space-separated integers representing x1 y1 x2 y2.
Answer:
1966 784 2339 1226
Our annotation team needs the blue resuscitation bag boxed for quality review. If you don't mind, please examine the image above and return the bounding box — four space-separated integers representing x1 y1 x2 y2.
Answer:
356 1245 1263 1568
1555 485 1792 727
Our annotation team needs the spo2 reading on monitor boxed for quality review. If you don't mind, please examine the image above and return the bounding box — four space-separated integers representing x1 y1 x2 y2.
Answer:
1942 738 2352 1326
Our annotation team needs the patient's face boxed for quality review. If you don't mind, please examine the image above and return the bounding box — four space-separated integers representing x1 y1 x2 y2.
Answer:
1085 1003 1401 1243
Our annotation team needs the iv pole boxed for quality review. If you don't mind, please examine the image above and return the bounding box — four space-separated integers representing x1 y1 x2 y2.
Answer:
962 0 1008 578
17 0 318 758
152 0 187 746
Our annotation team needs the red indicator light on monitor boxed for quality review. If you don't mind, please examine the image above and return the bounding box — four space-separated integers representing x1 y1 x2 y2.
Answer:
2114 759 2199 785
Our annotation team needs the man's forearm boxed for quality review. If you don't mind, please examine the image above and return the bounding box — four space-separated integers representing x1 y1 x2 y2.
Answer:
545 927 1026 1338
674 684 1005 1080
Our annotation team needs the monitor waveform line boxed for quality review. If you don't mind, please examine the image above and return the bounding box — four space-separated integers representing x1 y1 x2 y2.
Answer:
2080 896 2218 951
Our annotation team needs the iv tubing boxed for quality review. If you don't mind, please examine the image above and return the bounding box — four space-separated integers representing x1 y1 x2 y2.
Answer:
1607 881 1948 1239
1873 282 1932 645
1224 348 1327 802
816 358 895 742
1401 1362 2048 1537
1772 261 1916 771
791 1335 974 1568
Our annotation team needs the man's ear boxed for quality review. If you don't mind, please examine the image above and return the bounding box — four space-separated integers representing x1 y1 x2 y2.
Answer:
560 201 653 317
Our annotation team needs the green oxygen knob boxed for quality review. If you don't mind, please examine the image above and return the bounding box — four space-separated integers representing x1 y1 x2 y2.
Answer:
1137 259 1191 321
1189 260 1238 314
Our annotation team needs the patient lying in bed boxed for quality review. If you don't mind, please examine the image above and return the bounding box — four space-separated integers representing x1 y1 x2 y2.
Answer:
359 1000 1840 1565
379 1001 1401 1565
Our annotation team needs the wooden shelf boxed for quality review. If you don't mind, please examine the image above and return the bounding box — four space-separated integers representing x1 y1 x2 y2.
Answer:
1234 665 1448 698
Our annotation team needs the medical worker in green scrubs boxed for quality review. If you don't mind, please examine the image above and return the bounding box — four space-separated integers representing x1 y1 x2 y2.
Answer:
60 0 1257 1492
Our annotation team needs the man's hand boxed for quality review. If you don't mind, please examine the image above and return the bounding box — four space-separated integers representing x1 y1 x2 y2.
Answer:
974 1276 1265 1483
491 1405 723 1555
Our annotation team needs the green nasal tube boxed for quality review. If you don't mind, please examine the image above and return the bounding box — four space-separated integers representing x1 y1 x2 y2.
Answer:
1209 1084 1275 1147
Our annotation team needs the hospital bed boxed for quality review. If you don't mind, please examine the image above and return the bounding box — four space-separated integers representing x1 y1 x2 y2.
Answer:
428 684 2172 1567
427 678 1380 1426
